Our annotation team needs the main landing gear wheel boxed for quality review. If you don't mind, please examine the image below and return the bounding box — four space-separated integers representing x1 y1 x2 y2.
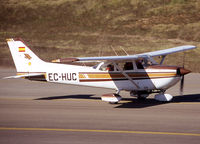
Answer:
137 96 147 101
101 93 122 104
130 91 149 101
109 102 119 104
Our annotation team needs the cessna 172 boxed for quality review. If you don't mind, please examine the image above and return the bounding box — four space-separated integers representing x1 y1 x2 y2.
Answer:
5 38 197 103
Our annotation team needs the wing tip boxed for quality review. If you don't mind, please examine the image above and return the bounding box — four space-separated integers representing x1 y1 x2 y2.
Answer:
179 45 197 49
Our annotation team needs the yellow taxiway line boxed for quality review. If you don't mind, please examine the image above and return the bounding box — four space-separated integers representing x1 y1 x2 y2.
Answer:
0 127 199 137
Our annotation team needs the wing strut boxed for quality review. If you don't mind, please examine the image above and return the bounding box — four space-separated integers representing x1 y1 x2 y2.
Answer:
113 62 140 89
160 55 166 65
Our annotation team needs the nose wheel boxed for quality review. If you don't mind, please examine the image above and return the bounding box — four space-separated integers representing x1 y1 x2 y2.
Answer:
154 92 173 102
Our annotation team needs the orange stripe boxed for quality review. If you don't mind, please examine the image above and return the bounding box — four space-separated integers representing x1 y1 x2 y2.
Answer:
79 74 86 79
17 72 46 76
17 73 26 76
83 73 176 79
148 73 176 77
87 74 113 79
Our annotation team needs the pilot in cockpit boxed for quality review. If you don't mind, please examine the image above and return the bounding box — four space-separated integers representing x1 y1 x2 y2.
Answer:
106 64 114 71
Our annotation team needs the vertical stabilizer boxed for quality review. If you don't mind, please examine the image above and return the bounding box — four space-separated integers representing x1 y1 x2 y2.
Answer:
7 38 45 72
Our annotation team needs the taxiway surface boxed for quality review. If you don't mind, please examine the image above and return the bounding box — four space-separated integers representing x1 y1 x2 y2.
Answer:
0 68 200 144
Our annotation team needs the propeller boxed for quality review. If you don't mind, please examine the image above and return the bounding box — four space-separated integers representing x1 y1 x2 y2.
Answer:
180 52 185 95
180 74 184 95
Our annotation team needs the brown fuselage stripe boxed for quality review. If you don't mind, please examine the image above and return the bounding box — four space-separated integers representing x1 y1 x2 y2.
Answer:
79 72 175 74
79 72 177 82
79 76 179 82
86 74 175 79
25 75 47 82
79 72 175 77
17 72 47 82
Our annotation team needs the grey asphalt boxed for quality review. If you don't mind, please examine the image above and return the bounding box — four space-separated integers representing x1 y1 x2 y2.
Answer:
0 68 200 144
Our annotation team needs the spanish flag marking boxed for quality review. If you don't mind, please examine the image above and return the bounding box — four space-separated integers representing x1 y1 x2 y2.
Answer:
19 47 25 52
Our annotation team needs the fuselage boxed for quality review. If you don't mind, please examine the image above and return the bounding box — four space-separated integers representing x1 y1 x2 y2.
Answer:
6 38 195 102
18 62 181 92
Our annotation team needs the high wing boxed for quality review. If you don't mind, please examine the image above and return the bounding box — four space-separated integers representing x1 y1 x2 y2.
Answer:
141 45 196 57
75 45 196 62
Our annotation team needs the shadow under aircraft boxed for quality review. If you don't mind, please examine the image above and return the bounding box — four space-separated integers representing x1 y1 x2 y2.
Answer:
35 94 98 100
115 93 200 108
35 93 200 109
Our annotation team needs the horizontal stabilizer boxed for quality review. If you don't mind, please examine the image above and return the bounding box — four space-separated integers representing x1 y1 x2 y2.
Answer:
3 73 45 79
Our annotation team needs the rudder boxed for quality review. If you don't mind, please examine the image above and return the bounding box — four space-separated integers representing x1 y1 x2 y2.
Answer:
7 38 45 72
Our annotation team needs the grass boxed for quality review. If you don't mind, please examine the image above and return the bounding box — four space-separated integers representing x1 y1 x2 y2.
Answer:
0 0 200 72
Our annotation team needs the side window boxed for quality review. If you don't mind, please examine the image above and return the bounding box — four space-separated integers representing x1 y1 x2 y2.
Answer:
115 62 134 71
136 60 144 69
123 62 134 70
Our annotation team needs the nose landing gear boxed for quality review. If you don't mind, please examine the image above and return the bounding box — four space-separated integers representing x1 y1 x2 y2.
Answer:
154 93 173 102
130 90 173 102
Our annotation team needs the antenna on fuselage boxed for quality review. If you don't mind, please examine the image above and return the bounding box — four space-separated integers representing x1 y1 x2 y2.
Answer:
111 45 118 56
120 46 129 56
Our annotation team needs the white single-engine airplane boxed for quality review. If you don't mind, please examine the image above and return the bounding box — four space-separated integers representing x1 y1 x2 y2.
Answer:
5 38 197 103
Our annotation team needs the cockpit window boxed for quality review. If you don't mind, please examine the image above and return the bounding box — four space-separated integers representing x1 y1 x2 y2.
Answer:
106 64 114 71
98 63 115 71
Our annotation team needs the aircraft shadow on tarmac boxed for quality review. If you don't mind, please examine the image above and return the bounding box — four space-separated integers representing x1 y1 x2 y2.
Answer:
35 94 98 100
35 94 200 108
115 94 200 108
